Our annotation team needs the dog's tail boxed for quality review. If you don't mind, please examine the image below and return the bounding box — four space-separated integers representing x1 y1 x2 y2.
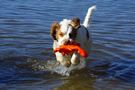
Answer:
83 5 96 29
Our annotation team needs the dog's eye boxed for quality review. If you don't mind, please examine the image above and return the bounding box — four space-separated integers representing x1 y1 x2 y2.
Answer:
59 33 64 37
69 33 73 38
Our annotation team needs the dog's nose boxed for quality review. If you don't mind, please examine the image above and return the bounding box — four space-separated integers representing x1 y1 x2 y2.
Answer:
63 40 71 45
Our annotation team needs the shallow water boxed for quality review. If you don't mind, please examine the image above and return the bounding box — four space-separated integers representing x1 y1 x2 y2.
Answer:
0 0 135 89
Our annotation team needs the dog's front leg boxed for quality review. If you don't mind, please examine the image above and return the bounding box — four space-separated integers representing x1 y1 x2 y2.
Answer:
71 51 80 66
55 52 71 67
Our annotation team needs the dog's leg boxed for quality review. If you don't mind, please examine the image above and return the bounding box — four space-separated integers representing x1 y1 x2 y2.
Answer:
55 52 71 67
71 51 80 66
83 5 96 29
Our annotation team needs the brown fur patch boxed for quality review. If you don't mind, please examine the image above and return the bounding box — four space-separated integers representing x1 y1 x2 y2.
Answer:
71 18 81 29
56 30 64 41
50 22 61 41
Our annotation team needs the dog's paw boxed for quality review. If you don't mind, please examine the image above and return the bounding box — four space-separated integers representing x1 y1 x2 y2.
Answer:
60 59 71 68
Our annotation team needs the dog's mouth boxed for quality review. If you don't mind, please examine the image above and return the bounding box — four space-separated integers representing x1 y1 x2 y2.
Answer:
61 40 80 46
60 41 80 48
63 40 72 45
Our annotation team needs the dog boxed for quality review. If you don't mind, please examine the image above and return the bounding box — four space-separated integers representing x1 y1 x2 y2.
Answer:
50 6 96 67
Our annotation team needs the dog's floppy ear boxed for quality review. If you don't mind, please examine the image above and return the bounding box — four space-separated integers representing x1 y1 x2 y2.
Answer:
71 17 81 29
50 22 60 40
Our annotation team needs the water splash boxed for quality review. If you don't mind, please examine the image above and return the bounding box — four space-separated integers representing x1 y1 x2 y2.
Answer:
49 60 86 76
26 58 86 76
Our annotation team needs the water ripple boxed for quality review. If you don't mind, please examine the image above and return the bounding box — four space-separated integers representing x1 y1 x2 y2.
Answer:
0 0 135 89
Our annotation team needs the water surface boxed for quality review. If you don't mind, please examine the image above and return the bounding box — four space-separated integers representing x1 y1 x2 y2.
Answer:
0 0 135 89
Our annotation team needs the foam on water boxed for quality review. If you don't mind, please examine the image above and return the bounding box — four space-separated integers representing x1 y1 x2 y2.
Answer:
49 60 86 76
26 58 86 76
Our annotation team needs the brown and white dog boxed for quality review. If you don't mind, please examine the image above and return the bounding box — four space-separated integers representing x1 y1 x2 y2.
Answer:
50 6 96 67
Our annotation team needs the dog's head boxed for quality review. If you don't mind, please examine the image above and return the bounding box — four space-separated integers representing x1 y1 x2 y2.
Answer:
50 18 81 46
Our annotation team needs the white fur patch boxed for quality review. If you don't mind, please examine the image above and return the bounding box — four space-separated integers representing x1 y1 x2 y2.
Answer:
60 19 71 33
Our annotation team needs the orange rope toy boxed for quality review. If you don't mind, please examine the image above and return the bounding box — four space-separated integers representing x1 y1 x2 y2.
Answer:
53 43 88 57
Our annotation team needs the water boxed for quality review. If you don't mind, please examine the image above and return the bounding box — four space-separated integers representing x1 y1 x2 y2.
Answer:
0 0 135 89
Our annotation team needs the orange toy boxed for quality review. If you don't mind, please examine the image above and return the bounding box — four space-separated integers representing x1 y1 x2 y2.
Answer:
53 43 88 57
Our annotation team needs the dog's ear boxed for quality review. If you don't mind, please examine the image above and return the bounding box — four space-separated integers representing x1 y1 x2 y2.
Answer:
50 22 60 40
71 18 81 29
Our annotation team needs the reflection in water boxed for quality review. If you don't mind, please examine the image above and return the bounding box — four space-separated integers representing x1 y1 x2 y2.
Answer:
53 76 95 90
